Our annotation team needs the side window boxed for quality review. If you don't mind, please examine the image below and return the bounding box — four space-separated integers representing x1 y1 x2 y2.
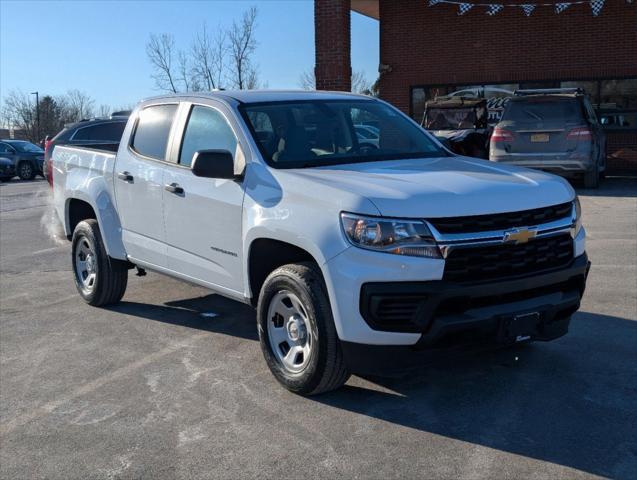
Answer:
75 122 126 141
179 105 238 168
131 104 178 160
72 126 93 141
0 143 13 154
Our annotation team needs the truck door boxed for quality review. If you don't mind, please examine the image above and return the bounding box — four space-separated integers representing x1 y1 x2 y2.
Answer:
113 103 179 268
162 102 245 295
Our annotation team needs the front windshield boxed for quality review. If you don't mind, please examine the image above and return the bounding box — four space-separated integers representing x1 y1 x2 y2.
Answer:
241 99 445 168
11 141 43 153
424 108 476 130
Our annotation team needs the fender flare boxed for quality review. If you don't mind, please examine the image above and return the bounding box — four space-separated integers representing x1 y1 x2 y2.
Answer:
63 179 127 260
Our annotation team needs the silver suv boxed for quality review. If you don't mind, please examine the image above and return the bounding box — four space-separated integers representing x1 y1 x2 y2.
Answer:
489 88 606 188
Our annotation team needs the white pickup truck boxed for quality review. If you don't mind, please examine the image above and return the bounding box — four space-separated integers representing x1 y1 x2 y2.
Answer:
52 91 590 394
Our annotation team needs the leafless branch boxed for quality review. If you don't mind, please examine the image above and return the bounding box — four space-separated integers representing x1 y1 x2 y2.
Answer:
146 33 178 93
228 6 259 90
191 23 228 90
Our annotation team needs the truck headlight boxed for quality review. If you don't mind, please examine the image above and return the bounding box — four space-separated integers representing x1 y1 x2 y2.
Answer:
340 213 442 259
573 196 582 236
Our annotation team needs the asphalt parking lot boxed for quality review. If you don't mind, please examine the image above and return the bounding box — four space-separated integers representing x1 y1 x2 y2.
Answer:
1 177 636 479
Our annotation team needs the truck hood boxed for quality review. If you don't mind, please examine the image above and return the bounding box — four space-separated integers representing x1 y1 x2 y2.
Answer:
284 156 574 218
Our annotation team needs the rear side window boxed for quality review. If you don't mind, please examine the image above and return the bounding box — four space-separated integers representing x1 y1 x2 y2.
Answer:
503 98 583 123
179 105 237 167
131 104 178 160
0 143 14 154
73 122 126 141
52 128 72 142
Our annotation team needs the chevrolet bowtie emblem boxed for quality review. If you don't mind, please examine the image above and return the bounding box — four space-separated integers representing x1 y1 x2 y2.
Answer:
503 227 537 244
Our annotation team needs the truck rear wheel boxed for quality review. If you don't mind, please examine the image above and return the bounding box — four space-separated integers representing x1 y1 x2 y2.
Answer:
71 219 128 306
257 262 350 395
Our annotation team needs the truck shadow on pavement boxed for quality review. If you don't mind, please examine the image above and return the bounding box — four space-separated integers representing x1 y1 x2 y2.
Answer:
108 295 635 478
315 311 637 479
108 294 258 341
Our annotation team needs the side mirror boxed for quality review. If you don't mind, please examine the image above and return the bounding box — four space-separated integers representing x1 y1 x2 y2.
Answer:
191 149 238 179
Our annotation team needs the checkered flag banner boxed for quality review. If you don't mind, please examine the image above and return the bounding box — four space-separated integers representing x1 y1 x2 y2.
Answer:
590 0 605 16
520 4 536 16
425 1 615 16
487 4 504 15
458 2 474 15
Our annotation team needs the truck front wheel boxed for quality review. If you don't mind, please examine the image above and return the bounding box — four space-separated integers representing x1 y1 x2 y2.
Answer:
71 219 128 306
257 262 350 395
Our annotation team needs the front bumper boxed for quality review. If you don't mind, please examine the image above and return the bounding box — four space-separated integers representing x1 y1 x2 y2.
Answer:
322 226 586 346
342 253 589 374
0 165 15 177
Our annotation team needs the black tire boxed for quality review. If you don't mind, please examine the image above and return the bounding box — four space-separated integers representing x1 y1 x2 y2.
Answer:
583 165 599 188
71 219 128 306
17 161 35 181
257 262 350 395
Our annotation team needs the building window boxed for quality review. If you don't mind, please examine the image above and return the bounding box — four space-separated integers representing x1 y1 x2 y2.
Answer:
561 81 599 103
411 78 637 130
600 79 637 110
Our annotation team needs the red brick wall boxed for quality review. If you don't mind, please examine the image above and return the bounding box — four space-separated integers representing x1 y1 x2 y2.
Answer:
378 0 637 113
315 0 352 91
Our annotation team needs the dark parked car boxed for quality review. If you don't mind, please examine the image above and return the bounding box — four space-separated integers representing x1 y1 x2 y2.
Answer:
0 156 15 181
422 96 491 158
44 115 129 184
0 140 45 180
490 88 606 188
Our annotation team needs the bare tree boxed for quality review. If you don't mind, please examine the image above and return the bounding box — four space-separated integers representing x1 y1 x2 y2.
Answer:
298 70 315 90
98 104 111 117
351 71 371 95
298 69 374 95
191 23 227 90
1 90 37 140
1 90 102 141
228 6 259 90
146 33 178 93
177 50 193 92
63 89 95 121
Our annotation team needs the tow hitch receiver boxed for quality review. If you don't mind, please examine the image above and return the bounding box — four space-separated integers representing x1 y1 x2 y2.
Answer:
499 311 541 343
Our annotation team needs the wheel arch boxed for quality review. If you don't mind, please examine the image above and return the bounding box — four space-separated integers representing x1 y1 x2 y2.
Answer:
63 192 128 260
246 238 321 307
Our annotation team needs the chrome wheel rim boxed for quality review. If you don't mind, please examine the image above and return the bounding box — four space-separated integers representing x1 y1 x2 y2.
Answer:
267 291 313 373
20 163 32 178
75 236 97 293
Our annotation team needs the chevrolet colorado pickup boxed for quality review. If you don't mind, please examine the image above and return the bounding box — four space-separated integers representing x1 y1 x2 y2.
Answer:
52 91 589 395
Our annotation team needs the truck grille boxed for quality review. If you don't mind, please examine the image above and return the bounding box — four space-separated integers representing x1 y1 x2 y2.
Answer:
443 234 574 282
429 202 572 234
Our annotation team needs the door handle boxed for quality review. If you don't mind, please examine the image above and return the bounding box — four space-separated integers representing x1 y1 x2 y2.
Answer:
165 183 184 194
117 171 133 182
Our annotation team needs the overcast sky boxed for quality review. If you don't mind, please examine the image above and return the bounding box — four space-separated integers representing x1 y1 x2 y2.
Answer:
0 0 379 109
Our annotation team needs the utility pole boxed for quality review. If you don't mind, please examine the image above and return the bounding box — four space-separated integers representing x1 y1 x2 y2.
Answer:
31 91 40 142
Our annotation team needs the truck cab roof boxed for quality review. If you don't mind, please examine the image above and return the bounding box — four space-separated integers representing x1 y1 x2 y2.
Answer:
142 89 375 105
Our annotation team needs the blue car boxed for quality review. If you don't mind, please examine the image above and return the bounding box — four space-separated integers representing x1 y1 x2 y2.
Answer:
0 139 45 180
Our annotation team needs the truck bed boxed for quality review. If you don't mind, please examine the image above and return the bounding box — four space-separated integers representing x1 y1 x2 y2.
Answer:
51 144 120 241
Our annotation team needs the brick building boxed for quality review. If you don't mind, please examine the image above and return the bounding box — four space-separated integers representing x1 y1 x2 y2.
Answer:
314 0 637 173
